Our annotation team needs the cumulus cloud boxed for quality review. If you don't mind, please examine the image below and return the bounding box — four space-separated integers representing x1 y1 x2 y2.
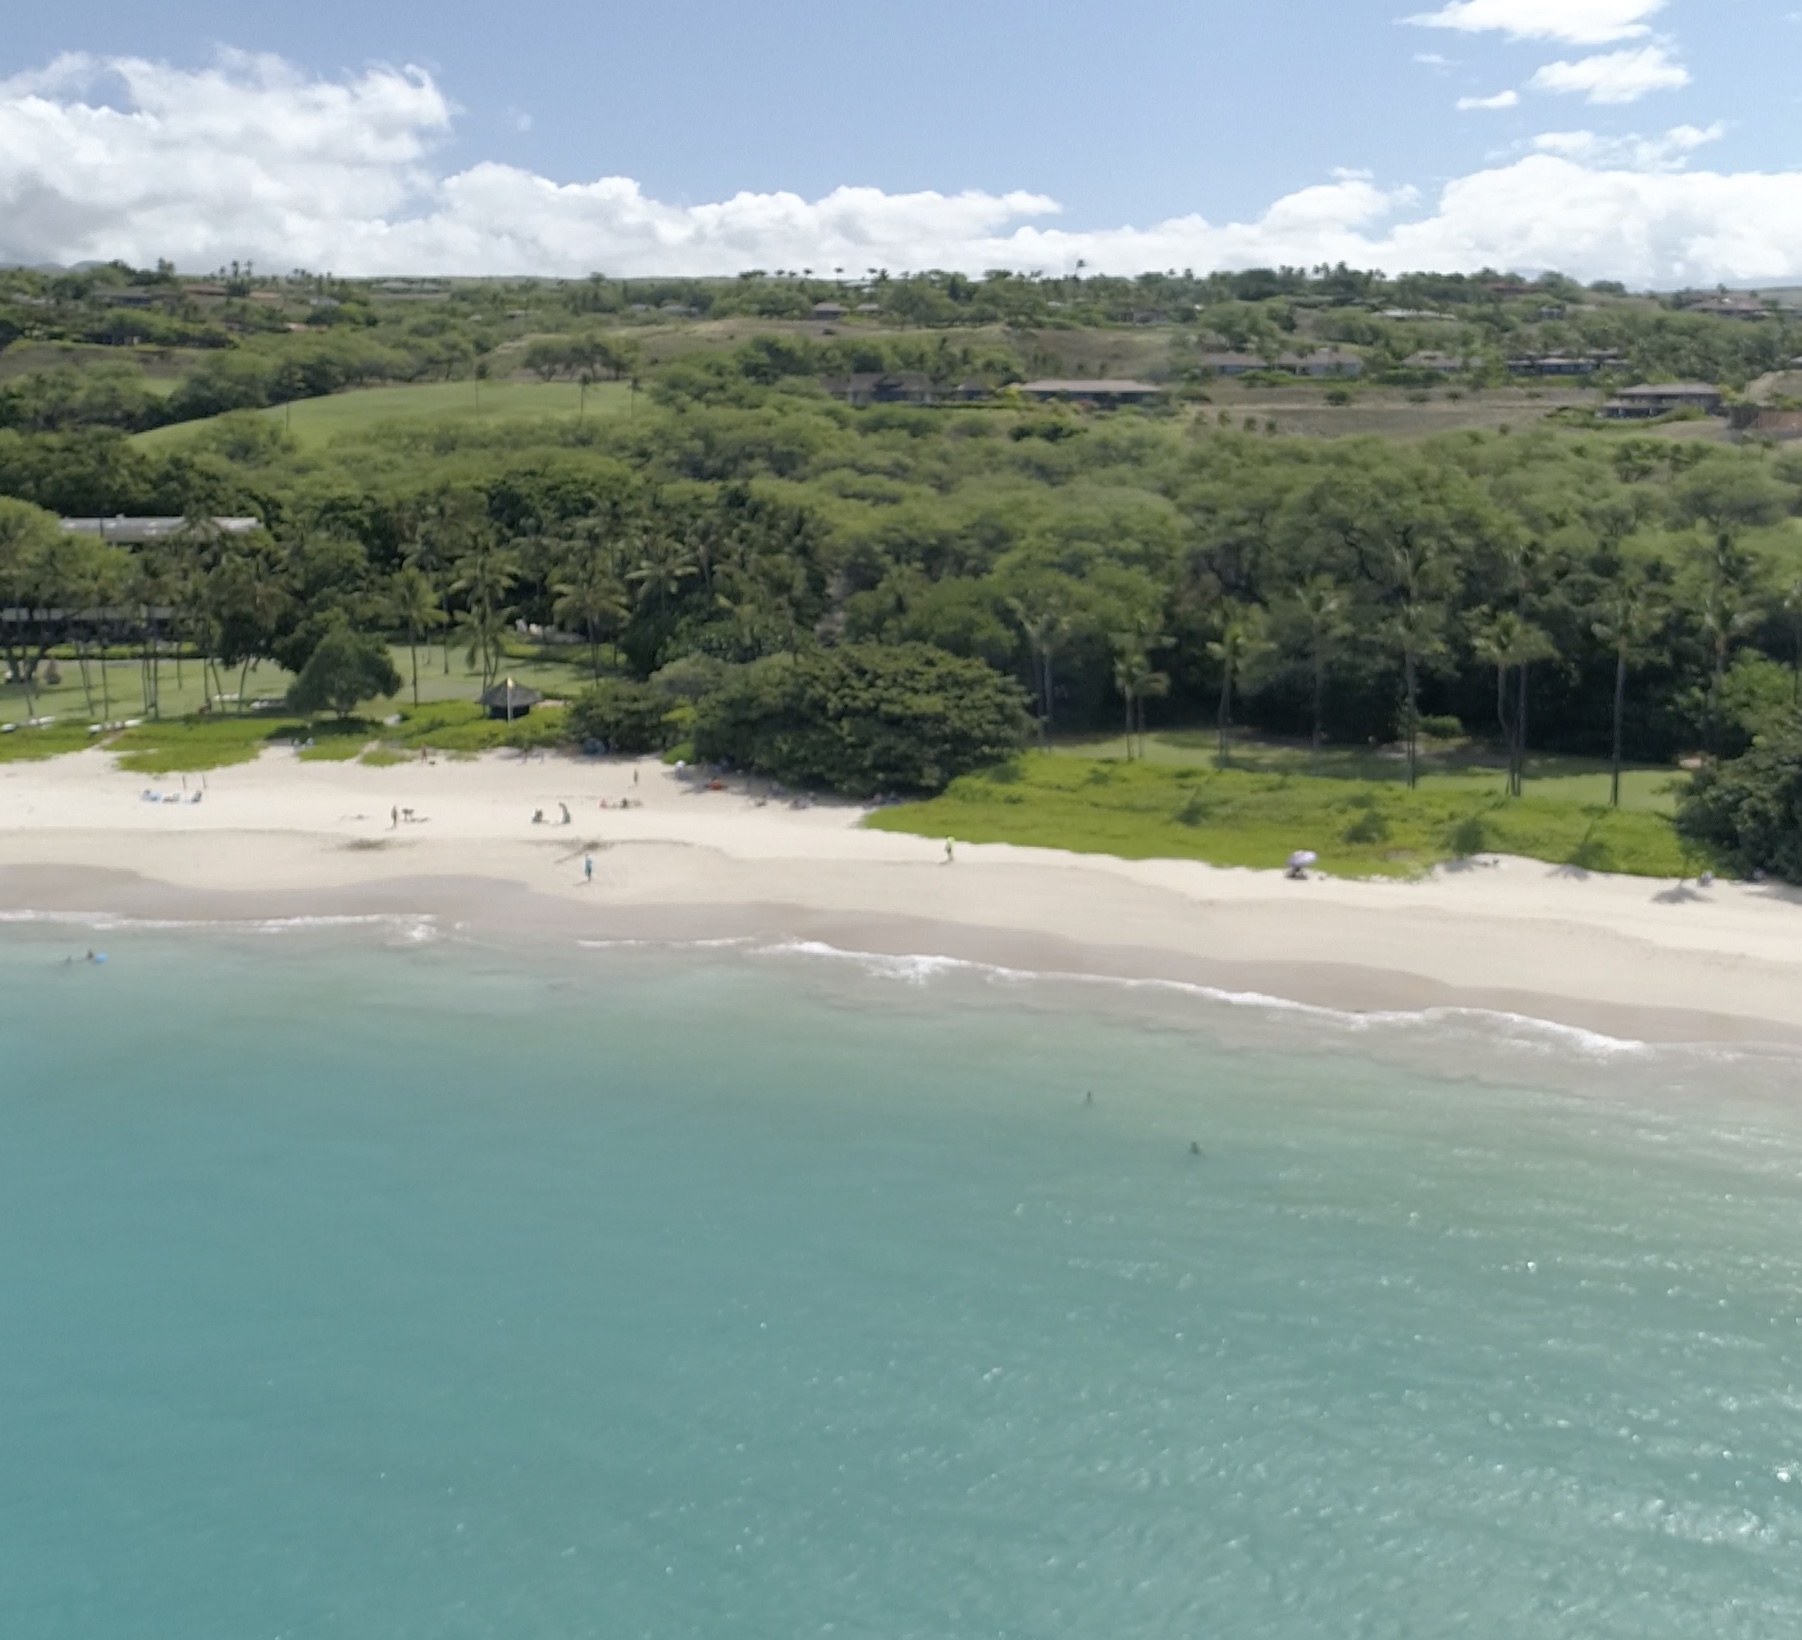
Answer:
1 52 1799 287
1531 122 1723 168
1457 90 1521 109
1528 45 1690 103
1406 0 1666 45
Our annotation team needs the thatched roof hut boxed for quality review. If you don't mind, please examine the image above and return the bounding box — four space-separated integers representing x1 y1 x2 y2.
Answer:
480 679 543 720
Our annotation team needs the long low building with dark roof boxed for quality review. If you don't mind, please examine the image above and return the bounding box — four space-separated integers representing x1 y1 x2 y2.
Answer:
59 517 264 544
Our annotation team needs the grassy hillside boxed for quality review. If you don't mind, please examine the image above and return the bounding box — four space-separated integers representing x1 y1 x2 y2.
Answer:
135 379 633 450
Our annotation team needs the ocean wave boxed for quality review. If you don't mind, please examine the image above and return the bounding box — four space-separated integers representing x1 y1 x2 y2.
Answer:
0 909 440 942
745 938 1765 1068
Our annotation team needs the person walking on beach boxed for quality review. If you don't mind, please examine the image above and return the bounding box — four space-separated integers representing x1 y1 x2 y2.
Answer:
560 801 571 825
391 805 399 830
944 836 956 864
584 854 594 885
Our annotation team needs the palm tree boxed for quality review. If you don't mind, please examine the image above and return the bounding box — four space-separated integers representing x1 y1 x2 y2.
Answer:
1206 603 1269 769
553 556 631 680
1007 594 1071 748
210 539 292 713
1113 649 1144 759
627 534 699 619
450 540 520 690
1591 579 1664 808
1292 576 1347 770
1388 601 1446 791
1471 610 1554 798
388 565 445 705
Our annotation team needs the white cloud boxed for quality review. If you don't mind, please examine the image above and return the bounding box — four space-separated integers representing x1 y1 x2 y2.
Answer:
1529 45 1690 103
1 52 1798 288
1531 121 1723 168
1406 0 1665 45
1457 90 1521 109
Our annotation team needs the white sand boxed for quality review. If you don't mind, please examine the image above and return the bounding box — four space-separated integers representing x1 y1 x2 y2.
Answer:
3 745 1799 1043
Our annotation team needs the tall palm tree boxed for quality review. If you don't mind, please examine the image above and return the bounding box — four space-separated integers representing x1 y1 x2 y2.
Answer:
1591 579 1664 809
1292 576 1348 771
1471 610 1556 798
1008 594 1071 747
451 540 520 690
1206 603 1269 769
553 557 631 680
388 565 445 706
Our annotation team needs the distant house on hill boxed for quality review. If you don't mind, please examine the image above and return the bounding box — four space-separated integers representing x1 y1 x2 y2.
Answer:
1602 383 1725 420
1194 351 1265 377
819 372 937 406
811 302 846 322
1686 296 1769 321
1016 379 1166 406
1404 351 1465 374
1195 349 1362 380
855 302 882 315
480 680 543 720
1282 348 1362 378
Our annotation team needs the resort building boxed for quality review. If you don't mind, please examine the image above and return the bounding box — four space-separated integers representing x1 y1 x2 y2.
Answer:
59 517 263 544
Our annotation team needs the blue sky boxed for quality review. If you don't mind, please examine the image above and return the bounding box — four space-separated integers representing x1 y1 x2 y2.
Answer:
2 0 1800 280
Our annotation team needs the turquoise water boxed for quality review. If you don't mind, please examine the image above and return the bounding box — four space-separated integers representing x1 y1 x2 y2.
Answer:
4 924 1802 1638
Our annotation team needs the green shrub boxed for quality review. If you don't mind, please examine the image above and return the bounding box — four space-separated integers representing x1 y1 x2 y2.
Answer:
1676 724 1802 880
567 679 675 754
1448 814 1488 857
691 642 1031 796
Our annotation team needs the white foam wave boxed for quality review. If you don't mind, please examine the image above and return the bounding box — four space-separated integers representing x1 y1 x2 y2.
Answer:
747 938 1697 1064
0 908 440 942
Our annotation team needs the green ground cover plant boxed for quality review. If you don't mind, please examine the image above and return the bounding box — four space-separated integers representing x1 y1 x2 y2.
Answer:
868 755 1697 880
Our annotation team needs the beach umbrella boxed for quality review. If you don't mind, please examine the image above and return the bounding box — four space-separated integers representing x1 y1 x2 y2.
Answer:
1288 850 1318 869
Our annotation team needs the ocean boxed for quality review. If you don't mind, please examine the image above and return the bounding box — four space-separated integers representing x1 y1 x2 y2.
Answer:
3 918 1802 1638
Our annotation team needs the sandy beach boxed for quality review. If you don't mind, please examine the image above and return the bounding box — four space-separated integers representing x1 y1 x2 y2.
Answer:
2 744 1800 1045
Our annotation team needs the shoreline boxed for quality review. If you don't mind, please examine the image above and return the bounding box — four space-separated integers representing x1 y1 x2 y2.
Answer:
4 747 1802 1047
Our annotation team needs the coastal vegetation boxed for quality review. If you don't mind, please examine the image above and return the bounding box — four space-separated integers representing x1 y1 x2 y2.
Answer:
7 261 1802 875
870 753 1692 880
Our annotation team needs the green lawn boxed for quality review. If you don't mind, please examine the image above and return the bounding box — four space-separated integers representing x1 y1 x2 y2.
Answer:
0 643 599 732
870 754 1702 880
135 379 632 450
1054 730 1682 814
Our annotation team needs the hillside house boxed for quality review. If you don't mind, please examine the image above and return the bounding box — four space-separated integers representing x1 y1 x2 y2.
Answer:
811 302 846 321
1602 383 1725 420
1016 379 1166 406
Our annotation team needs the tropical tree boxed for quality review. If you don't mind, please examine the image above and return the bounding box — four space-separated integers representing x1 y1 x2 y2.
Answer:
1206 602 1270 768
553 553 631 680
0 498 62 721
1471 609 1556 798
1007 593 1071 747
1285 576 1348 769
287 624 402 720
210 536 292 712
1591 572 1666 808
388 565 445 705
451 538 520 691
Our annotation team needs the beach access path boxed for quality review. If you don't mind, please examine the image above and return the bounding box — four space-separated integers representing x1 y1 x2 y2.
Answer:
2 746 1800 1046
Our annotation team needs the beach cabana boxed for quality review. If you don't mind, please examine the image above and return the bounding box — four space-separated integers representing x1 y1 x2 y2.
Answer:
480 679 543 721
